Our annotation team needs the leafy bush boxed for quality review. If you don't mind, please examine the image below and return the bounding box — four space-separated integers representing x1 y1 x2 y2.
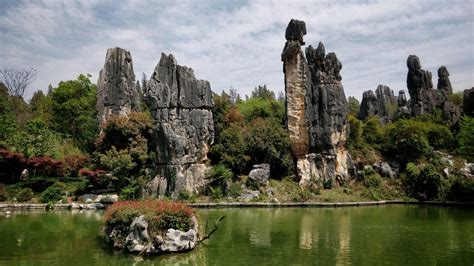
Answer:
362 116 384 146
119 180 143 200
448 92 463 106
63 155 90 177
104 200 195 232
0 183 7 201
98 147 136 190
227 182 243 198
385 119 431 162
404 163 443 201
206 164 233 198
209 124 248 174
16 188 34 202
426 123 453 150
243 118 293 178
323 179 333 189
458 116 474 160
347 115 363 149
447 177 474 202
237 97 285 123
40 183 65 203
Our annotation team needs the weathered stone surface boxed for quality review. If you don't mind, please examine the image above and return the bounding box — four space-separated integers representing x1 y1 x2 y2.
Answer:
283 20 353 187
442 101 461 127
396 90 410 118
285 19 307 45
464 87 474 117
146 53 214 197
160 229 198 252
358 85 397 121
305 42 353 184
373 161 397 179
437 66 453 94
96 47 140 128
248 164 270 186
406 55 448 116
358 90 378 120
125 215 149 252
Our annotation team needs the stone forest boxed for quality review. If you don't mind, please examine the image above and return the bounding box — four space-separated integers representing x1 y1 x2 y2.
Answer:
0 17 473 265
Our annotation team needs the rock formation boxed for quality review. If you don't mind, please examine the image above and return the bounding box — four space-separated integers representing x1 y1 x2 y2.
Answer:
358 85 397 121
96 47 141 128
282 19 352 188
305 41 353 186
406 55 450 116
464 88 474 117
437 66 453 93
146 53 214 197
396 90 410 118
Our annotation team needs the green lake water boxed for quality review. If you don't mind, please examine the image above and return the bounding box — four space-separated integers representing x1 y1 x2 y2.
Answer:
0 205 472 265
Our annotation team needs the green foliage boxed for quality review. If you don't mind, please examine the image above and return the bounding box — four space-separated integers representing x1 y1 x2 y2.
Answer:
385 119 431 162
362 167 382 188
448 92 463 106
251 85 275 100
347 97 360 117
348 115 363 149
206 164 233 198
40 183 65 203
447 177 474 202
209 124 248 174
237 97 285 123
323 179 333 189
120 180 143 200
0 184 7 201
292 189 312 202
49 74 97 150
404 163 443 201
98 146 136 190
16 187 34 202
212 91 232 142
458 116 474 160
227 182 243 198
426 123 453 150
0 84 16 145
243 119 293 178
362 116 384 146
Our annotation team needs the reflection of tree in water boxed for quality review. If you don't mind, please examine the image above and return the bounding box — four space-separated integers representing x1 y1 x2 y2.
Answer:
299 212 313 250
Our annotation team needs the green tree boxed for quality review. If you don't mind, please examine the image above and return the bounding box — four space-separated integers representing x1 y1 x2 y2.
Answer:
212 91 232 142
49 74 97 150
237 97 285 123
251 84 275 100
458 116 474 160
385 119 430 162
209 124 248 174
347 115 363 149
348 96 360 117
29 90 53 124
0 83 16 144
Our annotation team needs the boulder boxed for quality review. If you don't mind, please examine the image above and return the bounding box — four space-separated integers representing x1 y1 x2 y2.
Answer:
160 229 198 252
96 47 140 128
464 88 474 117
373 161 397 179
248 164 270 186
78 194 98 203
98 194 119 204
125 215 150 252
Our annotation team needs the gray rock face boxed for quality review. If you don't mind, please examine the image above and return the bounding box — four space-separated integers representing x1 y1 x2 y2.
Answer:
396 90 410 118
464 88 474 117
282 20 353 187
125 215 150 252
248 164 270 186
146 53 214 197
161 229 198 252
437 66 453 94
358 85 396 121
406 55 448 116
373 161 397 179
96 47 141 128
442 101 461 127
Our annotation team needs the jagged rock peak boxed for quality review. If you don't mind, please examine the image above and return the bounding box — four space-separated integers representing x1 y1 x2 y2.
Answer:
396 90 410 118
437 66 453 94
96 47 140 128
358 90 378 120
464 88 474 117
305 42 342 81
285 19 307 44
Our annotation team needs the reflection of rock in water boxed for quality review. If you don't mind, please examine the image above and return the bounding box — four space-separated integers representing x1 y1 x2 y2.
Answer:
157 245 207 266
299 212 313 250
248 210 272 247
336 213 351 266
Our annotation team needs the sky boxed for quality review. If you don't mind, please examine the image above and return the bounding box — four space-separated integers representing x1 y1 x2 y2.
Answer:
0 0 473 101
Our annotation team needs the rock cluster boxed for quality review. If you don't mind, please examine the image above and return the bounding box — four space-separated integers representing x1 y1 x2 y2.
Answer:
96 49 215 198
145 53 214 197
96 47 141 128
358 85 397 121
103 215 198 255
282 19 353 188
396 90 410 118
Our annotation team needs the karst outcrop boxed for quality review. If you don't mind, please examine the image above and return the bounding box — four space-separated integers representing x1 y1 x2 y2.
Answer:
96 47 141 128
282 19 353 188
396 90 410 118
96 49 214 198
358 85 397 121
145 53 214 197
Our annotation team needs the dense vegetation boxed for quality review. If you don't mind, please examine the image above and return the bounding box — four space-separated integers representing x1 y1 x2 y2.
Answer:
0 75 472 203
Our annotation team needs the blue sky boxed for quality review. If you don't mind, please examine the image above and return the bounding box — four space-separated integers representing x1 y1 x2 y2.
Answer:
0 0 472 101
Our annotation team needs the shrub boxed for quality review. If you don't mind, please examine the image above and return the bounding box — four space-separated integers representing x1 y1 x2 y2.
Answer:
426 124 453 150
347 115 363 149
0 183 7 201
447 177 474 202
227 182 243 198
362 166 382 188
206 164 233 198
209 125 248 174
385 119 431 162
362 116 384 146
63 155 90 177
458 116 474 160
323 179 333 189
120 181 142 200
40 183 65 203
104 200 195 232
16 188 34 202
237 97 285 123
405 163 443 201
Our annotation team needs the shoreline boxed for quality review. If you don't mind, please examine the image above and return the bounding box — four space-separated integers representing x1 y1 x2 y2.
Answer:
0 200 473 211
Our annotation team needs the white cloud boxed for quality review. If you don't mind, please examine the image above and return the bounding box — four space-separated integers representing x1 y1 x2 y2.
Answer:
0 0 472 101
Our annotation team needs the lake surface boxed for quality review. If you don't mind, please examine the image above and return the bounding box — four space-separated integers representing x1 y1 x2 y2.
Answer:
0 205 472 265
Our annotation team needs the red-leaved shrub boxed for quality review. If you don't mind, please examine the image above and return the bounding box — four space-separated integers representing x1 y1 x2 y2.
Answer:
104 200 195 231
64 155 90 176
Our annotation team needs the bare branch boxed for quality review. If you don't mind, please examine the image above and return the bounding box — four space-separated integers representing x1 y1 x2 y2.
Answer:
0 68 38 97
